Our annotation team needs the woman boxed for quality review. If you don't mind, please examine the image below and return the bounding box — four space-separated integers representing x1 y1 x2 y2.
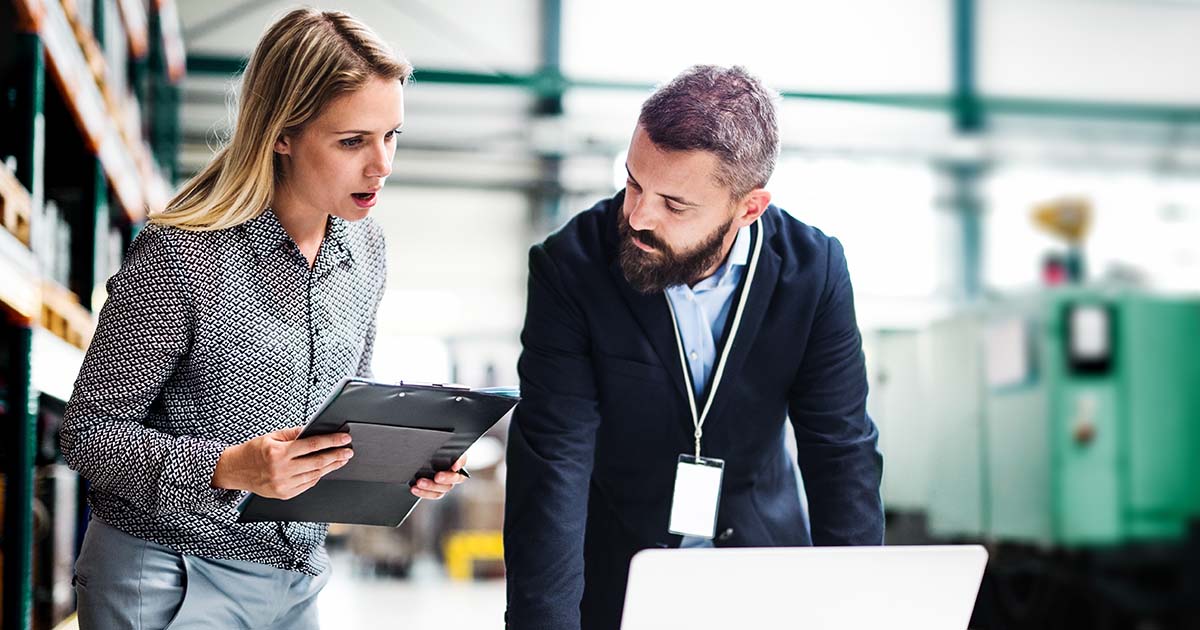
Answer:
60 9 465 628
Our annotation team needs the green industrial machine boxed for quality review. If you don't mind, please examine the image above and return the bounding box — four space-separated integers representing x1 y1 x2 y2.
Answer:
1046 290 1196 545
923 288 1200 547
900 288 1200 627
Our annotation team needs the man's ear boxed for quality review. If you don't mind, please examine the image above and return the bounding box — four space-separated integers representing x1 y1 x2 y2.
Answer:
735 188 771 227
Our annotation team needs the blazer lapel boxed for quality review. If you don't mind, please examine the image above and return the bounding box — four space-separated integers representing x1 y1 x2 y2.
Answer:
701 209 782 427
608 257 692 409
601 195 693 416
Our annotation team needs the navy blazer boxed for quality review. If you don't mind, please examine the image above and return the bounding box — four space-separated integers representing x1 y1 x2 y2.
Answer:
504 192 884 630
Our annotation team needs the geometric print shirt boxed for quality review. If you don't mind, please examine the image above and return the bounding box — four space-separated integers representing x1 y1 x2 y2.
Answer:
60 209 386 576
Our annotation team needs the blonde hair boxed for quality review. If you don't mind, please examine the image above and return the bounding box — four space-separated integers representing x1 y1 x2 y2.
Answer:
152 8 412 231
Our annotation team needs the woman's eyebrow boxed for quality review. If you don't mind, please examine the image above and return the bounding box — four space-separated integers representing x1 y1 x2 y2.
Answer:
332 122 404 135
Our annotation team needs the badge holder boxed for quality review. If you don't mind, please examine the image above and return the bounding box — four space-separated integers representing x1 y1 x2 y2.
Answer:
668 454 725 539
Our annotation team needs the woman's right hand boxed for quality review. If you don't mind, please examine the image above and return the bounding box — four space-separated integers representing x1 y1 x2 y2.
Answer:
211 427 353 499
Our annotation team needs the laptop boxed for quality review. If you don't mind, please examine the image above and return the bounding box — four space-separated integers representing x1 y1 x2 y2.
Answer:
620 545 987 630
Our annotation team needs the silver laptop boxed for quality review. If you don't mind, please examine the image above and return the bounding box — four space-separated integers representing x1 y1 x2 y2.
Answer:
620 545 987 630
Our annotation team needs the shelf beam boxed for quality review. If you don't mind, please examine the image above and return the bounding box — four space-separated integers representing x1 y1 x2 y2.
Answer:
152 0 186 84
114 0 150 59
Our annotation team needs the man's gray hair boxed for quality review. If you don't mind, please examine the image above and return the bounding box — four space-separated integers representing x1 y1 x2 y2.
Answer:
638 65 780 199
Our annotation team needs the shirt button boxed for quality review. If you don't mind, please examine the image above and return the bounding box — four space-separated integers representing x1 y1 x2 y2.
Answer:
686 293 694 301
690 351 699 361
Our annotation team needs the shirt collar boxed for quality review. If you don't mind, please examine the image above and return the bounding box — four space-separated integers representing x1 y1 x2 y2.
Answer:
240 208 354 270
322 215 354 269
239 208 289 260
693 224 751 291
726 223 752 269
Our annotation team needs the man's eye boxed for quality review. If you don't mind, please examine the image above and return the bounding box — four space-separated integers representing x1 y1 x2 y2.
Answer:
666 205 685 214
340 137 362 148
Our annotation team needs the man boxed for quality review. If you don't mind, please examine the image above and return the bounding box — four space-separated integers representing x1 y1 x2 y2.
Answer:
504 65 884 630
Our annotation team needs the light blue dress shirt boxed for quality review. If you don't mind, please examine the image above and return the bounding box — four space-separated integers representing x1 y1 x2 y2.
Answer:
664 224 752 397
665 224 751 548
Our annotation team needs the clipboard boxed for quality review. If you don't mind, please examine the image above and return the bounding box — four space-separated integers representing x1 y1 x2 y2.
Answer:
236 378 519 527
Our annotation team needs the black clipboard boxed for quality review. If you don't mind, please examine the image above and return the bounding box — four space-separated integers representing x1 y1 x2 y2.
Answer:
236 378 519 527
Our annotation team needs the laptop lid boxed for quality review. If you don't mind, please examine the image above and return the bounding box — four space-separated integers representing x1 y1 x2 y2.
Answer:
620 545 987 630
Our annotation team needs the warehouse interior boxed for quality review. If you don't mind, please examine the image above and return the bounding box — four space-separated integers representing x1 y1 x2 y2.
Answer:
4 0 1200 628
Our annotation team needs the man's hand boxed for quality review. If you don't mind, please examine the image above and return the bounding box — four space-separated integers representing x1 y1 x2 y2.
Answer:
212 427 353 499
411 454 469 500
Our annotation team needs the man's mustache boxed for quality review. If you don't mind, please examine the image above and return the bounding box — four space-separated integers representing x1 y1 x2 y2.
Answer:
629 228 666 252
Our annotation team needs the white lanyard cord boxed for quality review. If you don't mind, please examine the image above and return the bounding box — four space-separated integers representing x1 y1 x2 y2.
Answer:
665 218 765 459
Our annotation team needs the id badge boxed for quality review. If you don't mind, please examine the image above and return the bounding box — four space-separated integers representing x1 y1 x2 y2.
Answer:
668 454 725 539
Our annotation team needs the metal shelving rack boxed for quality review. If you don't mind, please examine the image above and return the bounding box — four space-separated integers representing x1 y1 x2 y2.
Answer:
1 1 182 628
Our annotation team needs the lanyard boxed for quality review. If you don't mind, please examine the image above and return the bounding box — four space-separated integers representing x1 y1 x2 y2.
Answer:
664 218 764 459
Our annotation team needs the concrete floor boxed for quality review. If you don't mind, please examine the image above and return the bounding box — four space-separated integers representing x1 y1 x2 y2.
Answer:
317 553 506 629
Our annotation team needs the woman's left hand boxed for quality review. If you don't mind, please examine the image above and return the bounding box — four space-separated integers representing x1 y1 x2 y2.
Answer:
410 454 469 500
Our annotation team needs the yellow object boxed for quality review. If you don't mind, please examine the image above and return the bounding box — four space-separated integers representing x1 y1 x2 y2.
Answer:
443 531 504 581
1033 197 1093 244
53 613 79 630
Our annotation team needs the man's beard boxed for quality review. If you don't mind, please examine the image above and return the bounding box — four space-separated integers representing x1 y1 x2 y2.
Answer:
617 211 733 294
